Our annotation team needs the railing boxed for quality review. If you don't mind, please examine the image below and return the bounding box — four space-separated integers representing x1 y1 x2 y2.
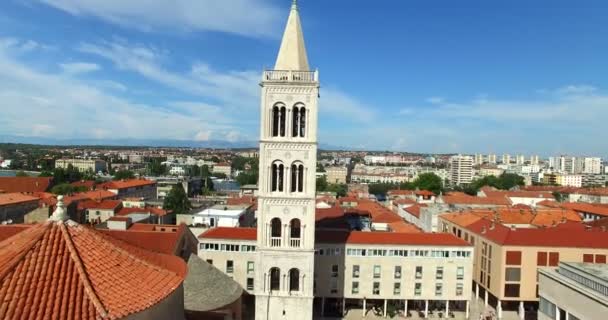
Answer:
289 238 301 248
263 70 318 83
270 237 282 247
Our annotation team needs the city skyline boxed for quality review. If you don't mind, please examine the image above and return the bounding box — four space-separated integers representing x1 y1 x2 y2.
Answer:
1 1 608 155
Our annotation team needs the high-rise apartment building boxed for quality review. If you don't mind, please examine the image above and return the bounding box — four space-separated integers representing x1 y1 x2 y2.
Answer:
516 155 525 165
583 157 602 174
529 155 539 166
474 154 485 166
502 154 511 165
487 154 497 164
450 155 473 186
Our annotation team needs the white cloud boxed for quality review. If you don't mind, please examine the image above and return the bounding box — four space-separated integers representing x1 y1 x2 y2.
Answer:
34 0 283 37
194 130 212 141
0 38 242 141
60 62 100 74
78 40 259 109
321 88 377 123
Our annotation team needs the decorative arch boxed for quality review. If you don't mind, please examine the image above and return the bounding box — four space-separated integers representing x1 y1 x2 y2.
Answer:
271 217 282 238
291 103 306 138
272 103 286 137
271 160 285 192
290 218 301 239
290 161 304 193
289 268 300 292
270 267 281 291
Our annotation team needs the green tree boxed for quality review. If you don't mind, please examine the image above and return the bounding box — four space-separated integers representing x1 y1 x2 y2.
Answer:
51 183 87 195
412 173 443 194
149 159 168 176
326 183 348 197
236 171 258 186
316 163 326 172
316 176 328 192
163 184 192 215
113 170 135 180
15 170 28 177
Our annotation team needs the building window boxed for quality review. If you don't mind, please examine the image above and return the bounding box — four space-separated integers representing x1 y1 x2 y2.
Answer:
456 283 463 296
247 278 254 291
414 283 422 296
506 251 522 265
271 162 284 192
352 265 360 278
415 266 423 279
226 260 234 273
504 284 520 298
247 261 254 273
505 268 521 282
331 265 339 278
271 217 282 238
393 283 401 295
394 266 402 279
291 104 306 138
435 283 443 296
373 265 381 279
596 255 607 264
457 267 464 280
290 163 305 192
290 218 301 239
352 281 359 294
206 259 213 265
373 282 380 295
436 267 444 280
330 278 338 294
271 104 286 137
270 267 281 291
289 268 300 292
537 252 548 266
583 254 594 263
539 296 556 318
549 252 559 266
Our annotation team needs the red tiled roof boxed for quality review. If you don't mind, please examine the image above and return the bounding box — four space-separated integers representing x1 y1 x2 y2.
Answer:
561 202 608 217
393 198 416 206
0 192 39 206
0 177 52 193
78 190 117 201
99 223 188 255
0 220 186 319
441 208 581 227
536 200 561 208
116 206 169 217
465 218 608 248
226 196 256 206
316 230 470 246
415 190 435 197
199 227 257 241
0 224 32 242
441 194 511 206
98 179 156 190
78 199 122 211
387 190 415 196
403 204 427 219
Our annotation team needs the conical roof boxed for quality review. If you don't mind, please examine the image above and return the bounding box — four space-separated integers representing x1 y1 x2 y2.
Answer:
274 0 310 71
0 220 187 319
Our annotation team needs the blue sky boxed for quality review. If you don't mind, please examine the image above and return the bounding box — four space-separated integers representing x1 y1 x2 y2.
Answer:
1 0 607 156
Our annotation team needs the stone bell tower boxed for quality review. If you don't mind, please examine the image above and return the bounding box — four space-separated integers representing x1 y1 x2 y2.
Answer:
254 1 319 319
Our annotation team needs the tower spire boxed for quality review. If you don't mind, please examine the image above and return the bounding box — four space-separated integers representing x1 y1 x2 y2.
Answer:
274 0 309 71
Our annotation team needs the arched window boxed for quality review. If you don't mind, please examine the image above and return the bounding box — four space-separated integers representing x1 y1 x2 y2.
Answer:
271 218 282 238
270 267 281 291
271 161 284 192
292 106 300 137
290 219 301 239
299 107 306 137
290 163 304 193
289 268 300 292
271 104 286 137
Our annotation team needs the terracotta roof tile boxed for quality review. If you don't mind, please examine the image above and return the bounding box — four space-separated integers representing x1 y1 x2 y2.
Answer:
199 227 256 241
0 220 186 319
98 179 156 190
0 193 39 206
561 202 608 217
0 177 52 193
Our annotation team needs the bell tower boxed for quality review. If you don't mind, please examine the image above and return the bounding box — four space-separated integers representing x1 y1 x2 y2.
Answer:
255 1 319 319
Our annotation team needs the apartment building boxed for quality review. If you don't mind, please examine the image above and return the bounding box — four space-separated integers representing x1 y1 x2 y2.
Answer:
538 262 608 320
55 158 107 173
502 154 511 165
488 154 497 165
449 155 473 186
212 162 233 177
0 192 40 223
439 212 608 319
326 166 348 184
199 228 474 318
98 178 157 199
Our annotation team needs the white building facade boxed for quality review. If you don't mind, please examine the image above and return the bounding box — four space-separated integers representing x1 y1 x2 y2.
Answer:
449 155 473 186
255 2 318 319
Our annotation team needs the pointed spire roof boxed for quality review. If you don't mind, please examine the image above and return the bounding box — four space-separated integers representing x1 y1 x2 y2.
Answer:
274 0 310 71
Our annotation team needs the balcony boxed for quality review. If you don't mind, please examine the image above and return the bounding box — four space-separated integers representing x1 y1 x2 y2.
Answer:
289 238 301 248
263 70 318 83
270 237 282 247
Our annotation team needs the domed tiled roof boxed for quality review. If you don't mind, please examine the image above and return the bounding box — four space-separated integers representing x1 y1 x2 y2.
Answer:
0 218 186 319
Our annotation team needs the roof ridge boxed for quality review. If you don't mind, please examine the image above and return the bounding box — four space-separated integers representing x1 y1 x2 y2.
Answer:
58 221 109 318
0 222 50 282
